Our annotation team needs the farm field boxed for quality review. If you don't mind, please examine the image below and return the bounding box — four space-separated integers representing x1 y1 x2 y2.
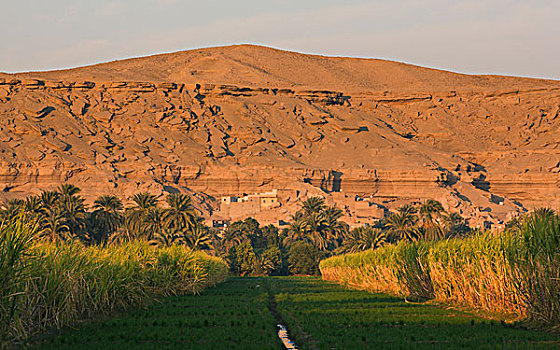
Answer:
34 277 560 349
270 277 560 350
34 278 282 350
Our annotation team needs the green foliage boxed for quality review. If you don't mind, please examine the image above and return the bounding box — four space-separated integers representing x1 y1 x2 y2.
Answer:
0 186 216 253
219 219 289 276
90 195 123 244
125 192 160 239
0 215 228 346
213 197 471 277
393 240 434 300
257 246 282 276
262 224 281 248
36 278 282 350
339 226 387 253
288 241 322 275
321 208 560 329
32 276 560 349
418 199 446 240
281 197 469 262
282 197 348 252
271 277 560 350
230 242 257 276
300 196 326 216
162 193 196 232
183 219 213 251
0 216 37 344
1 188 473 283
386 209 419 242
504 210 560 328
442 211 471 237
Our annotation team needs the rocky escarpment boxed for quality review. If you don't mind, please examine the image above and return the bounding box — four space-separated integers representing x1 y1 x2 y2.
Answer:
0 72 559 225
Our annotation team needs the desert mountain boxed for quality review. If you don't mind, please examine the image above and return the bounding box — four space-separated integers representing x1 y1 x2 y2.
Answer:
15 45 558 92
1 45 559 227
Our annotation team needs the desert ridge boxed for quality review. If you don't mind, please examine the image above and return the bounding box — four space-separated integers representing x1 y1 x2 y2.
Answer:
1 45 560 228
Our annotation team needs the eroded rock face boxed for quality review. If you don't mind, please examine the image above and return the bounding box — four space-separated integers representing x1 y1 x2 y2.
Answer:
1 46 559 226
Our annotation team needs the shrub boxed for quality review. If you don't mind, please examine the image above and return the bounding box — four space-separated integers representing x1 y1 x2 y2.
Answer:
258 246 282 275
229 242 257 276
288 242 322 275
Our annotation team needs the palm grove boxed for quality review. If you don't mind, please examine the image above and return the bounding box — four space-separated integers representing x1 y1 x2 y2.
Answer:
0 185 471 275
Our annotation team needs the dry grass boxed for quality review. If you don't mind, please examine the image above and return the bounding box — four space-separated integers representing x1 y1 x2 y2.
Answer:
320 210 560 329
0 216 228 346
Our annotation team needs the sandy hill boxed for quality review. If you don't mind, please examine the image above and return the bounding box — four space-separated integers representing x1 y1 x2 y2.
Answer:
1 45 560 227
14 44 558 92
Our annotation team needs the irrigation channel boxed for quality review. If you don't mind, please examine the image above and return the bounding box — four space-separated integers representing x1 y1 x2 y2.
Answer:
263 279 298 349
34 277 560 349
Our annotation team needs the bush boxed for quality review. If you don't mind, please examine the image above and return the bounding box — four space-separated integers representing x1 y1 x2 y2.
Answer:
229 242 257 276
259 246 282 275
288 242 322 275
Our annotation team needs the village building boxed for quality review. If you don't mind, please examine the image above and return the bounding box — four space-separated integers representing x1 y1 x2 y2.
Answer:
217 190 280 219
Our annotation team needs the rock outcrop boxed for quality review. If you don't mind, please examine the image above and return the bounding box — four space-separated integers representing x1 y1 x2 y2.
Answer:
1 45 559 226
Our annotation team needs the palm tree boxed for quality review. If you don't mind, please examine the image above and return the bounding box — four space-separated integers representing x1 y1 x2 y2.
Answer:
149 226 178 247
22 196 43 223
59 195 87 238
398 204 417 216
143 207 164 240
0 199 25 221
442 212 469 237
241 218 262 245
300 197 326 216
386 211 418 242
321 206 348 247
340 226 386 253
255 251 279 276
162 193 196 231
110 218 136 244
282 213 309 246
39 207 70 242
533 207 555 220
418 199 445 240
305 212 329 251
126 192 160 239
210 236 228 258
39 190 60 210
58 184 81 200
222 224 247 253
24 196 42 214
91 195 123 244
130 192 159 210
183 221 212 251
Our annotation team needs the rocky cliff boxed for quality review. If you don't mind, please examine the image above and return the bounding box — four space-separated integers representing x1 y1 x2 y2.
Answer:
1 45 559 225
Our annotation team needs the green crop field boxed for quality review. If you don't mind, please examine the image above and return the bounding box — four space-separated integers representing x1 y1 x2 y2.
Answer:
34 278 283 350
33 277 560 349
269 277 560 350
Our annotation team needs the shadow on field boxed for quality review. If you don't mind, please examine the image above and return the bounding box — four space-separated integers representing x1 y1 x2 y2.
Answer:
267 276 560 350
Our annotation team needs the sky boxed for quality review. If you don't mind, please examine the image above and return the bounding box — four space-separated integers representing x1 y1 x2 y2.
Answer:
1 0 559 79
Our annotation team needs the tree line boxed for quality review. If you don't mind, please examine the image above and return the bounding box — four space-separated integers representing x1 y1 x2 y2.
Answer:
0 186 472 276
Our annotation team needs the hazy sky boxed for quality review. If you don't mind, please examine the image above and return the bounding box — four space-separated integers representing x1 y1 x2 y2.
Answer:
2 0 559 79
